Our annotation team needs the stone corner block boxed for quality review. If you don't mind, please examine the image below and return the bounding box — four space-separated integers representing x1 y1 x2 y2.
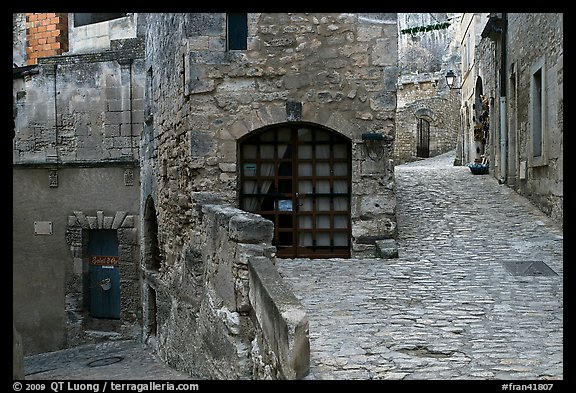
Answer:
375 238 399 259
229 213 274 244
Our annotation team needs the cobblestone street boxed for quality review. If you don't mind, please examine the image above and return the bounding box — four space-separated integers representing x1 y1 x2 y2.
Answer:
277 150 563 380
23 151 563 382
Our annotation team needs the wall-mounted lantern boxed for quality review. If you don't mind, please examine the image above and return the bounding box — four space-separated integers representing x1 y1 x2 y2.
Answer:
445 70 462 90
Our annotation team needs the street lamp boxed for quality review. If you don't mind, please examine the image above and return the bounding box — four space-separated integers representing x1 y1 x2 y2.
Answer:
445 70 461 90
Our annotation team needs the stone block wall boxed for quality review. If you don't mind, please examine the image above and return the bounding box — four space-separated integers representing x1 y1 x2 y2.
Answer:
13 51 145 165
395 76 460 164
473 13 563 227
141 13 401 375
143 13 400 263
249 256 310 379
506 13 563 226
147 203 309 379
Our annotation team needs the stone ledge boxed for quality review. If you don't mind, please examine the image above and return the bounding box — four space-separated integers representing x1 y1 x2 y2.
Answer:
248 256 310 379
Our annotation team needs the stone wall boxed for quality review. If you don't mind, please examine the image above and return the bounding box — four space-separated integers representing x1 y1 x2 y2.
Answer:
13 14 27 67
143 13 399 265
506 13 563 227
395 77 460 164
13 46 145 165
143 203 309 379
474 13 563 228
141 13 400 375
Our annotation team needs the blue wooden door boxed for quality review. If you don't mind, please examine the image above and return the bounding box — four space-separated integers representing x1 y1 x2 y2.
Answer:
89 229 120 319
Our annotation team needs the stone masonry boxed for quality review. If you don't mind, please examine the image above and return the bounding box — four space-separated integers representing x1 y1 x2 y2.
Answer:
139 12 399 379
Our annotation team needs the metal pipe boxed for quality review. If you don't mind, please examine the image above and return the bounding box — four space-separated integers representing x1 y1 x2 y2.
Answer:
499 97 507 184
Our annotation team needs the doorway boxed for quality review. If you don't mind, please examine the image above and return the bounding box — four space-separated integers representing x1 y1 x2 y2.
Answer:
416 117 430 158
239 124 352 258
89 229 120 319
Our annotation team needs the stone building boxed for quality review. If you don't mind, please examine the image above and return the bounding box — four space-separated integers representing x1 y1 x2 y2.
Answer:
140 13 399 378
13 13 145 355
13 12 398 378
394 13 461 165
455 13 563 226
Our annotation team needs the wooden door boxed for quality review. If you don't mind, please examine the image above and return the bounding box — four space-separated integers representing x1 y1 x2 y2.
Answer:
89 229 120 318
240 124 351 258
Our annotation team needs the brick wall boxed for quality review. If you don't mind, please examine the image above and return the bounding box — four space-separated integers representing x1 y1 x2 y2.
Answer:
25 13 69 65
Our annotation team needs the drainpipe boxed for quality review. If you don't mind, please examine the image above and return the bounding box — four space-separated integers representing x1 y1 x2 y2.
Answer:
53 63 60 164
499 99 507 183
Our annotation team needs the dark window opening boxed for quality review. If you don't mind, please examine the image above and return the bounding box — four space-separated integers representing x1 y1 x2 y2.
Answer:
74 13 127 27
227 13 248 50
532 68 543 157
144 198 162 271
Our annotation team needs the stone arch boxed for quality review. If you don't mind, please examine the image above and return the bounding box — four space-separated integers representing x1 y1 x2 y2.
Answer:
65 210 140 344
413 107 436 123
228 101 357 142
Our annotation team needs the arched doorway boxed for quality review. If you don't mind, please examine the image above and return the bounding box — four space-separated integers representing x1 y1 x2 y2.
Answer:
239 123 352 258
416 117 431 158
474 76 486 161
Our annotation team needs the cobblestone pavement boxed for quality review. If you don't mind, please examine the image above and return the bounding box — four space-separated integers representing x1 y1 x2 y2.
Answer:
277 150 563 380
23 340 196 380
23 151 563 382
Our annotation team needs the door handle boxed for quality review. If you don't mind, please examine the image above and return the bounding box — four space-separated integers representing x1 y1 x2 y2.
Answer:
99 278 112 291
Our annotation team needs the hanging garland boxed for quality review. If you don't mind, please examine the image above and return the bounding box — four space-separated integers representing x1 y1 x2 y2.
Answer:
401 21 451 35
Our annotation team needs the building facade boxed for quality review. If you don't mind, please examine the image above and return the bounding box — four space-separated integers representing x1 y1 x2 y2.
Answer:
456 13 563 226
13 12 399 376
140 13 399 376
395 13 461 165
13 13 145 355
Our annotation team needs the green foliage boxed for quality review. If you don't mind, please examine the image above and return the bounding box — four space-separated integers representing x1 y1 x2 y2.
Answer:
401 22 451 35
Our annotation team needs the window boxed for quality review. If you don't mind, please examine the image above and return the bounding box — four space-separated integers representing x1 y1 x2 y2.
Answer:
532 68 543 157
227 13 247 50
74 13 127 27
530 57 546 166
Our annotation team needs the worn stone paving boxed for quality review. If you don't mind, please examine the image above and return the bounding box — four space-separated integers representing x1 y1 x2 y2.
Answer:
23 340 196 380
277 151 563 380
23 151 563 381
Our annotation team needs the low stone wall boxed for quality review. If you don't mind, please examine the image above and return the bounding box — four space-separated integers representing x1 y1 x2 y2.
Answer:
152 204 309 379
249 256 310 379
